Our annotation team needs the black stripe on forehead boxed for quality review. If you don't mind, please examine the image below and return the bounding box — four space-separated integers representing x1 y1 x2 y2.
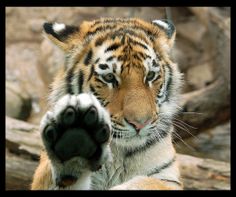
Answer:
110 29 138 40
129 39 148 50
105 43 121 52
91 18 131 28
86 25 116 37
84 50 93 65
94 28 138 47
99 64 109 70
106 56 115 62
152 60 160 67
95 37 106 46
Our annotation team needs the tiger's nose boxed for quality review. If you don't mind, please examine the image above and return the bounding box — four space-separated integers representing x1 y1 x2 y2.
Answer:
125 118 152 133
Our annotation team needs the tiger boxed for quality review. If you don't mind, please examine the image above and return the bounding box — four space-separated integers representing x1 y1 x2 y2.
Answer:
31 17 183 190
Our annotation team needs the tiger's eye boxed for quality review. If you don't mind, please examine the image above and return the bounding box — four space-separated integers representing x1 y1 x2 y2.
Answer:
146 71 156 81
103 73 115 83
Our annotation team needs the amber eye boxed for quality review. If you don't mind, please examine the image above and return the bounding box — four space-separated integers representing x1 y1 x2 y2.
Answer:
146 71 156 81
102 73 115 83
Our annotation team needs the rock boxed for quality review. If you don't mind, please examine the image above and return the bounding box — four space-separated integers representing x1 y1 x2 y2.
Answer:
6 150 39 190
176 17 206 45
186 62 214 90
38 39 64 87
28 19 45 33
6 43 45 95
177 154 230 190
5 117 230 190
175 121 230 162
6 81 32 120
6 42 47 123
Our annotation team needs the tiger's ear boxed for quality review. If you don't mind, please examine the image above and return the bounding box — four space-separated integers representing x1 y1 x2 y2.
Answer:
152 19 176 51
43 22 80 51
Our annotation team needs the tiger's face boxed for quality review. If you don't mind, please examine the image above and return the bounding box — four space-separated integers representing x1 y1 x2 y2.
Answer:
44 18 182 148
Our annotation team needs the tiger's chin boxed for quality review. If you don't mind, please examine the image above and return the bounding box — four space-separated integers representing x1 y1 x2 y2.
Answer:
111 128 157 149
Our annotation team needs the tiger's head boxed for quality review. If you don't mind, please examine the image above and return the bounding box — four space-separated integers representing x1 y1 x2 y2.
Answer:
43 18 183 149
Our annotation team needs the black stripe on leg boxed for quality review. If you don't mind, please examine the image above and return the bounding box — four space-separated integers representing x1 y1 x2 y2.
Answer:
124 126 170 158
66 67 74 94
147 157 175 176
87 65 94 82
160 179 182 186
78 70 84 93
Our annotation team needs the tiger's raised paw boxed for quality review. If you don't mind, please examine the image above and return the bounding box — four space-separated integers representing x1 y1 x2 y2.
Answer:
40 93 112 189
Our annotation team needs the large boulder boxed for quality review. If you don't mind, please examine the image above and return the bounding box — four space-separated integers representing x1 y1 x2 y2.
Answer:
6 81 32 120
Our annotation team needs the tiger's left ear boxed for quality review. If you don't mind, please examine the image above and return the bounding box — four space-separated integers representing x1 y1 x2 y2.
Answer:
152 19 176 51
43 22 80 51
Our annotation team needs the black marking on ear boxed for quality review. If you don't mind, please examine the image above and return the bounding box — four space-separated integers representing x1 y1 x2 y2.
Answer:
43 23 79 42
87 65 94 82
152 19 175 39
105 43 121 52
78 70 84 93
84 50 93 65
99 64 109 70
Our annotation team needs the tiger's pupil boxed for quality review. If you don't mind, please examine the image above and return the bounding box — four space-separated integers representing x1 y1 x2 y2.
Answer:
103 73 115 83
146 71 155 81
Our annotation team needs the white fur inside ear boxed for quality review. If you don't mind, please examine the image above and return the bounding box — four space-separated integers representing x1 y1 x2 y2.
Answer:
152 20 169 30
53 23 66 33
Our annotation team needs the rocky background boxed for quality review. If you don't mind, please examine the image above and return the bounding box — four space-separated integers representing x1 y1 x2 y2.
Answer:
6 7 230 190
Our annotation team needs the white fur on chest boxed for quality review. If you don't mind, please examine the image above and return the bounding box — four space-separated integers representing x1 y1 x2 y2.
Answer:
90 134 176 189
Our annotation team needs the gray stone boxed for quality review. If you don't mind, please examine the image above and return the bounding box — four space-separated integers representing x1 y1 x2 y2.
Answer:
6 81 32 120
186 63 214 90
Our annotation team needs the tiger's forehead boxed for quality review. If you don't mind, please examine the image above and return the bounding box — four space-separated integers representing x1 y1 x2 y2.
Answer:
70 18 165 74
92 37 158 75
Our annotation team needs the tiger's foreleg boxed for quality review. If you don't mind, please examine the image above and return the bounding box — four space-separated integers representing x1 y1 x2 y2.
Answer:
31 93 112 190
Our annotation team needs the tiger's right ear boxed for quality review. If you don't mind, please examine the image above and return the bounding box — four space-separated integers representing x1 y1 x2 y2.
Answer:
43 22 80 51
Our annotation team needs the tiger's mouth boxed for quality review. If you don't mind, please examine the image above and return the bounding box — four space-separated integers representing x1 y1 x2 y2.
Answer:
111 120 158 140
